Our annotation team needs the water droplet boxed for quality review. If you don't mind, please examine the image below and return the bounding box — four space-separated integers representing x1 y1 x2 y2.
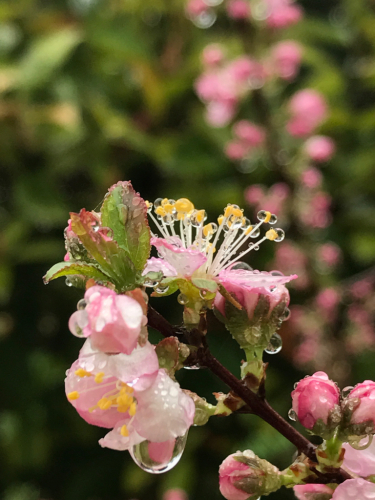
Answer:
77 299 87 310
271 270 283 277
130 432 188 474
177 294 188 305
282 308 291 321
348 434 373 450
231 262 253 271
253 245 260 251
257 210 267 222
342 386 354 398
65 278 73 287
155 284 170 294
294 382 299 389
199 289 208 299
288 409 297 421
249 227 260 238
269 214 278 225
184 364 201 370
265 333 282 354
154 198 163 209
144 275 161 288
274 229 285 242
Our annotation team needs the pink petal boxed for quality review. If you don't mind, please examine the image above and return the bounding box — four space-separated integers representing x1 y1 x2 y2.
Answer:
151 237 207 277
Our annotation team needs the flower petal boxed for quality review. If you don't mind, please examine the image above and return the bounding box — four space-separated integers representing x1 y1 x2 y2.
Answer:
151 237 207 277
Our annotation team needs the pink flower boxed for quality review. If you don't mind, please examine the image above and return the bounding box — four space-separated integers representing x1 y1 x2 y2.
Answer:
265 0 303 29
202 44 225 67
304 136 336 163
226 0 251 19
347 381 375 427
225 141 250 160
343 438 375 477
186 0 208 17
272 40 303 81
233 120 266 146
219 454 252 500
293 484 333 500
291 372 340 430
214 269 295 319
287 90 328 137
245 185 265 205
206 101 236 127
301 167 322 189
331 479 375 500
315 288 340 322
66 340 195 449
68 286 146 354
317 243 341 267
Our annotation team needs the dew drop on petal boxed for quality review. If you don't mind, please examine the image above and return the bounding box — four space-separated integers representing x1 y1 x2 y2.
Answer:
265 333 282 354
288 409 297 421
342 386 354 398
271 270 283 277
130 432 188 474
77 299 87 310
282 308 291 321
231 262 253 271
155 284 170 294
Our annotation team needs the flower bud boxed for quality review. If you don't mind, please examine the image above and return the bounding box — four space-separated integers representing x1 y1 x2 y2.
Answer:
294 484 333 500
291 372 341 437
219 451 281 500
342 381 375 437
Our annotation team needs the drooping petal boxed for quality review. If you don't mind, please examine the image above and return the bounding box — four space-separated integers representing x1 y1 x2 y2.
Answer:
134 369 195 442
218 269 298 288
143 256 178 277
99 420 145 451
151 237 207 277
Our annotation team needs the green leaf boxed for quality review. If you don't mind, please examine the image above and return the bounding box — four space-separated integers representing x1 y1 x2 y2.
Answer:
191 278 218 293
43 261 111 284
101 181 151 271
70 209 138 291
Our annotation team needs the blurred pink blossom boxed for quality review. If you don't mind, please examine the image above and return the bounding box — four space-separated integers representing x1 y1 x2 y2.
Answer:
273 242 309 289
202 44 225 67
264 0 303 29
226 0 251 19
315 288 340 322
301 167 322 189
271 40 303 81
350 278 373 299
245 182 290 215
225 140 250 160
317 243 342 267
287 90 328 137
304 135 336 162
163 489 188 500
299 191 332 228
186 0 208 17
233 120 266 146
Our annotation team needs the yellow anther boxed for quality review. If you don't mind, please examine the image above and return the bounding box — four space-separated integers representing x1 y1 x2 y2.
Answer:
175 198 194 214
232 208 243 218
206 243 216 253
264 211 272 223
97 397 112 410
196 210 205 224
203 223 213 237
120 385 134 394
218 215 224 226
75 368 91 378
129 402 137 416
117 394 132 408
145 200 151 208
245 225 254 235
117 406 129 413
120 424 129 437
67 391 80 400
266 229 278 241
163 203 174 214
161 198 169 207
224 206 233 218
95 372 105 384
155 206 166 217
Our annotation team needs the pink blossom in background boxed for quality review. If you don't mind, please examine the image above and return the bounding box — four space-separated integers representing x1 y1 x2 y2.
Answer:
163 489 188 500
291 371 340 430
350 278 373 299
226 0 251 19
206 101 236 127
225 141 250 160
315 288 340 322
331 479 375 499
317 243 342 268
264 0 303 29
294 483 333 500
68 286 146 355
202 44 225 67
219 454 255 500
245 184 265 205
273 242 309 289
299 191 332 229
294 336 320 366
233 120 266 146
304 135 336 162
287 89 328 137
186 0 208 17
346 305 375 354
347 381 375 427
301 167 322 189
245 182 290 215
271 40 303 81
343 437 375 478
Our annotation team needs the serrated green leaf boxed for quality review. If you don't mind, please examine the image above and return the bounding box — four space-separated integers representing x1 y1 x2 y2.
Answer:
43 261 111 284
70 209 138 291
101 181 151 271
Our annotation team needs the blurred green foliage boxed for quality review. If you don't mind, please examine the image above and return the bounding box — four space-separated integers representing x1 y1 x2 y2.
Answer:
1 0 375 499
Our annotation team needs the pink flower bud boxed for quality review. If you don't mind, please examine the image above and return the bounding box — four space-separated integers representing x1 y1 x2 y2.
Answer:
347 381 375 427
331 478 375 500
202 44 225 67
219 451 281 500
272 40 303 81
226 0 251 19
304 136 336 162
69 285 146 354
287 90 328 137
294 484 333 500
292 372 340 430
233 120 266 146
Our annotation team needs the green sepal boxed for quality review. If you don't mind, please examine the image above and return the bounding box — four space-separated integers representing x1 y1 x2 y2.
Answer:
70 209 138 291
191 278 218 293
43 261 111 284
101 181 151 271
155 337 190 376
151 276 180 297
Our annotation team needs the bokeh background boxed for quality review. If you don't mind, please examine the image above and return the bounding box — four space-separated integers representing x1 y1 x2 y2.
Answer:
1 0 375 499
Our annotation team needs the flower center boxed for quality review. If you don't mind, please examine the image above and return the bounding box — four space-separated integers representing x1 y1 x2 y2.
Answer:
146 197 285 276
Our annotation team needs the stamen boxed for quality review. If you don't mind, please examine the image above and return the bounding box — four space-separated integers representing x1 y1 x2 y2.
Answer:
75 369 92 378
67 391 80 400
95 372 105 384
121 424 129 437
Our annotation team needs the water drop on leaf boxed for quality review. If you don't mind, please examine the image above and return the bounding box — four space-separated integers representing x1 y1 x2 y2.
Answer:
265 333 282 354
